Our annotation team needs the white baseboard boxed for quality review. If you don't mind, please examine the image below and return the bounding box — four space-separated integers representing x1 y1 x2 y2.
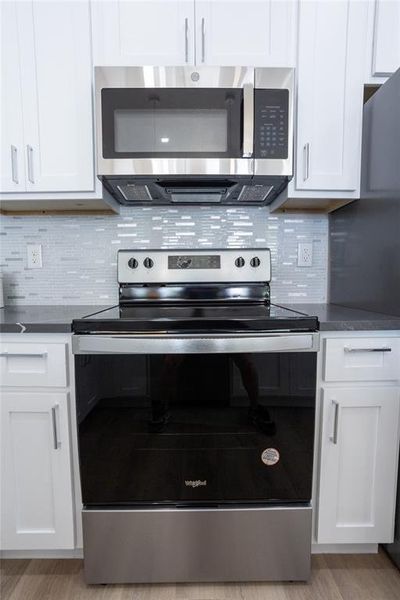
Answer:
0 548 83 559
312 543 378 554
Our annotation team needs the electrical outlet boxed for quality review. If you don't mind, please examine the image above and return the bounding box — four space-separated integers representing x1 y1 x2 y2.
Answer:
27 244 43 269
297 242 313 267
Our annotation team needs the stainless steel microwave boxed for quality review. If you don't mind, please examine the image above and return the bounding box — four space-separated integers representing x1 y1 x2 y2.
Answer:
95 67 294 206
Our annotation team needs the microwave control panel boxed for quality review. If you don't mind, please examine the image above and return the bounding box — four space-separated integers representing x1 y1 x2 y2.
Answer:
254 89 289 159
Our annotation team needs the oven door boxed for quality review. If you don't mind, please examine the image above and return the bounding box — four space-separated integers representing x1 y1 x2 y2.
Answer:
95 66 254 177
74 333 318 508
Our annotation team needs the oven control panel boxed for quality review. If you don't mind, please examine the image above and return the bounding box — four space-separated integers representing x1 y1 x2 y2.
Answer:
118 249 271 284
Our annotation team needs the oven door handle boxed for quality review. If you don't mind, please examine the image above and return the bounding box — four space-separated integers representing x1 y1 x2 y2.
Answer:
73 333 319 355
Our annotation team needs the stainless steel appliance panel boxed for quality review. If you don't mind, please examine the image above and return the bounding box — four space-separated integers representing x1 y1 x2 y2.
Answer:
117 248 272 284
82 506 312 583
96 66 293 179
73 332 320 355
254 68 294 177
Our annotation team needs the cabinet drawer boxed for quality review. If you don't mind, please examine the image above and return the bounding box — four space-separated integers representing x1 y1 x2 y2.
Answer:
0 342 67 387
324 337 400 382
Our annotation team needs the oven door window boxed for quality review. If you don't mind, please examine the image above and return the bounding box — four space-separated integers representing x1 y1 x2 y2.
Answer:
75 352 316 508
101 88 243 158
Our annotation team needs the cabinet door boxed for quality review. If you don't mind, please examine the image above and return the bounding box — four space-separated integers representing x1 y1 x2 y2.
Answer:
317 386 400 544
1 392 74 550
372 0 400 76
0 0 26 192
17 0 94 192
91 0 195 66
195 0 297 66
295 0 368 192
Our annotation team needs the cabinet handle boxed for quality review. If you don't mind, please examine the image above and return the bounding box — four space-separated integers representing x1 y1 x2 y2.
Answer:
184 17 189 63
303 142 310 181
11 145 18 184
343 346 392 353
52 405 61 450
0 351 48 357
27 145 34 183
201 17 205 63
330 400 340 445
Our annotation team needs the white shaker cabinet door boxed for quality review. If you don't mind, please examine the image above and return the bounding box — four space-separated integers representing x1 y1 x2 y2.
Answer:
0 392 75 550
91 1 195 66
17 0 94 192
295 0 368 192
0 0 26 193
372 0 400 76
317 386 400 544
195 0 297 67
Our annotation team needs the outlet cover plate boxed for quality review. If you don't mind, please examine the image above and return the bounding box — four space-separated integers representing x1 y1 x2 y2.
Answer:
27 244 43 269
297 242 313 267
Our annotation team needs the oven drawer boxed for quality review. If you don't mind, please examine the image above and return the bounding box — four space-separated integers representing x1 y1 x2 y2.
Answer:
0 342 68 388
323 337 400 382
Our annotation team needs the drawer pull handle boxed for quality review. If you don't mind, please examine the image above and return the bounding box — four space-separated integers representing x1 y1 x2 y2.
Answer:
330 400 340 445
343 346 392 353
0 351 48 358
52 405 61 450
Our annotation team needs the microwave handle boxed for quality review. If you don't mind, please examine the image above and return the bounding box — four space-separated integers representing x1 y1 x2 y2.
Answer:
242 82 254 158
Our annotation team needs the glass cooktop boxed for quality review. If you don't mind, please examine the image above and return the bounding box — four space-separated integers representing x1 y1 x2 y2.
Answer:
73 303 318 334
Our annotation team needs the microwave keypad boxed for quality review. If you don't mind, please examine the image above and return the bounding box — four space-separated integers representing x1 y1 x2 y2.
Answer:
254 89 289 159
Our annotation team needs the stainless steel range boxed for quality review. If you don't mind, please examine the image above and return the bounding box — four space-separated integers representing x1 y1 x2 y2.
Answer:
72 248 319 584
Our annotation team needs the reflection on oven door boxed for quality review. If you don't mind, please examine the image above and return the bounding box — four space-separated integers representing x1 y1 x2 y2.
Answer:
75 352 316 507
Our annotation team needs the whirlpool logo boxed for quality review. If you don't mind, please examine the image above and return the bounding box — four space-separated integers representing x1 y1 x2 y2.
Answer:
185 480 207 488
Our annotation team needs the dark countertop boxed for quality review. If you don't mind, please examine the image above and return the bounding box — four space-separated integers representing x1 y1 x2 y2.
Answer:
1 303 400 334
0 305 109 333
282 303 400 331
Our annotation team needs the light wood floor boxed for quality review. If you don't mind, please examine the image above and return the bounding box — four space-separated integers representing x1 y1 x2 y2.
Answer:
1 551 400 600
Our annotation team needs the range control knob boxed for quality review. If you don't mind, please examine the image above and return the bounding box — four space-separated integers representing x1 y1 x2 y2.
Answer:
250 257 261 268
235 257 245 268
143 257 154 269
128 258 138 269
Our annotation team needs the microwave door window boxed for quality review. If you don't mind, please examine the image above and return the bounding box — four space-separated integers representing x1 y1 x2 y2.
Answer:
114 109 228 154
101 88 243 158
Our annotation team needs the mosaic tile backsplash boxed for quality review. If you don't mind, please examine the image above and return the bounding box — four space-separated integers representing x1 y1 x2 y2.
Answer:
0 207 328 305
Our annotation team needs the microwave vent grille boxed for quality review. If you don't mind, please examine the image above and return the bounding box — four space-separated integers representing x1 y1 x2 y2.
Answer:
117 184 152 202
237 185 273 202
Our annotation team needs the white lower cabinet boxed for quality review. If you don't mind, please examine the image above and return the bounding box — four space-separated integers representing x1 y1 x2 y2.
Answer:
317 385 400 544
0 391 75 550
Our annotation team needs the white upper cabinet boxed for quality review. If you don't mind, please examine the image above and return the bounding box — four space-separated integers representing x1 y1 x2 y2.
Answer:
0 1 26 192
91 1 196 66
195 0 297 66
0 0 94 195
20 0 94 192
294 0 369 194
371 0 400 76
317 386 400 544
91 0 297 67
